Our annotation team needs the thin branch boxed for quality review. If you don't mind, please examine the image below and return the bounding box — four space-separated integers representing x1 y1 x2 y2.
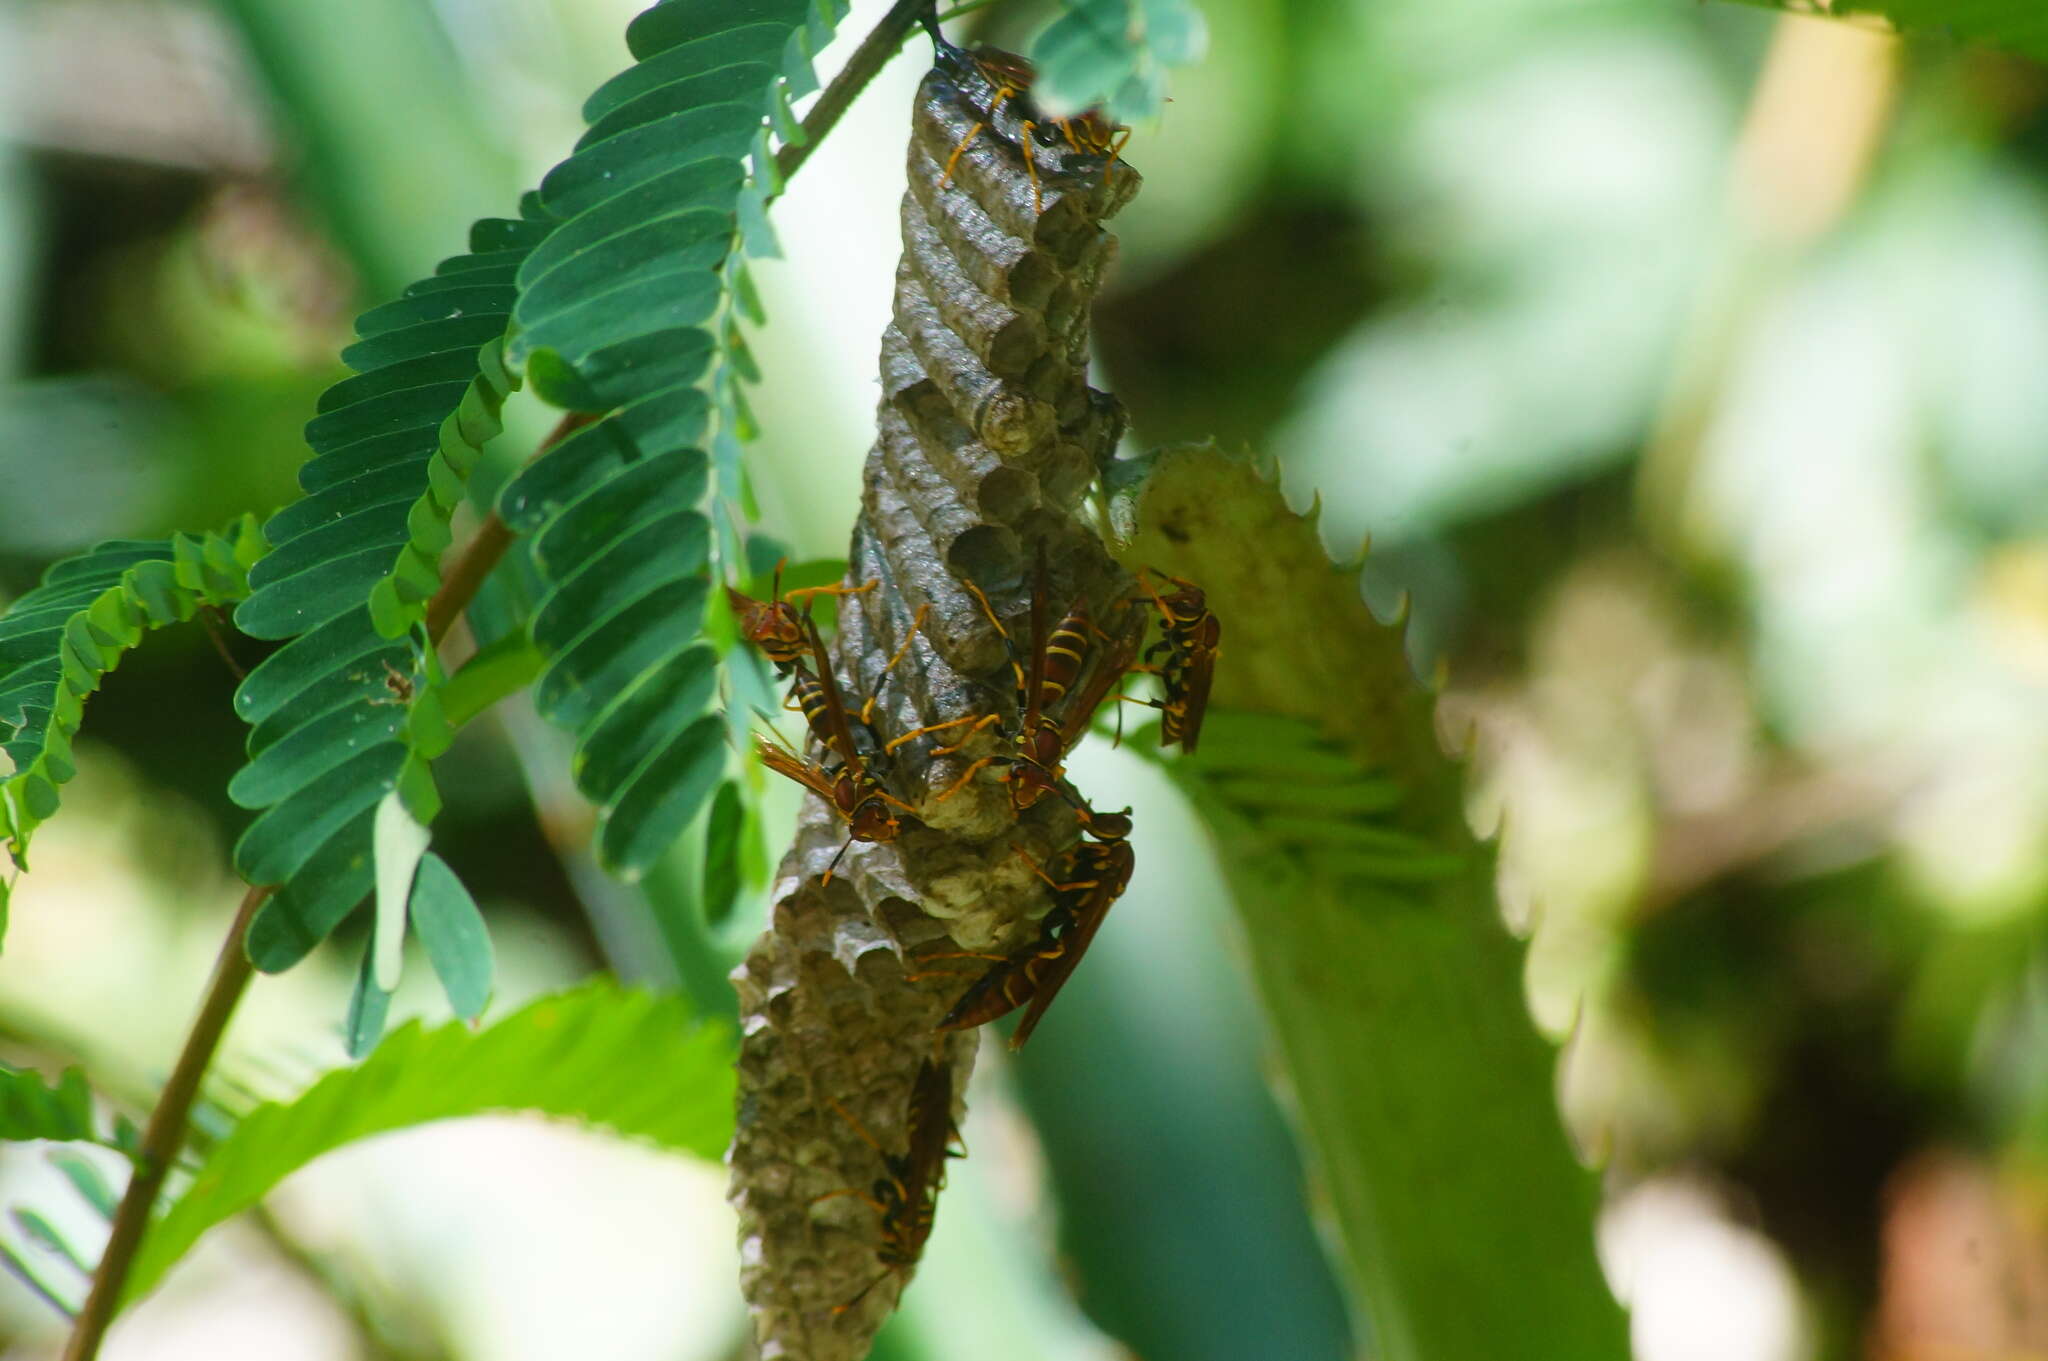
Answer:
776 0 934 184
61 884 266 1361
61 412 584 1361
422 411 593 644
198 607 247 682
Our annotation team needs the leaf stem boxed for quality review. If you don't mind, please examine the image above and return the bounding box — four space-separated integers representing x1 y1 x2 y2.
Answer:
422 411 593 643
776 0 935 184
61 884 266 1361
60 412 586 1360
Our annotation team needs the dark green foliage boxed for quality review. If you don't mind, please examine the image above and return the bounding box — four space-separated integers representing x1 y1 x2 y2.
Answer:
0 522 267 929
493 0 848 878
226 208 554 990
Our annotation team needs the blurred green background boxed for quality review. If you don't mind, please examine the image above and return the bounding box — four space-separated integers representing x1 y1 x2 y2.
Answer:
3 0 2047 1358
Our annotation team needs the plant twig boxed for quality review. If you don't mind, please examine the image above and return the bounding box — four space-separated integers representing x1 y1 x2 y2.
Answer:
776 0 934 184
61 884 267 1361
422 411 595 643
61 412 583 1361
198 607 247 682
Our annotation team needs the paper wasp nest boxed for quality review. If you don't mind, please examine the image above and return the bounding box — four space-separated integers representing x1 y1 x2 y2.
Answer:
727 45 1142 1361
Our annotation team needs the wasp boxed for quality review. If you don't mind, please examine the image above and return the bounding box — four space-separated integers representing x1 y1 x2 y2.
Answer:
726 559 877 677
1136 569 1219 754
887 551 1138 812
812 1058 961 1311
923 814 1135 1049
926 35 1130 214
755 617 916 878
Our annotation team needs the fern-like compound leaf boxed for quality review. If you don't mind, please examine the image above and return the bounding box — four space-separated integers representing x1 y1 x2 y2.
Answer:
0 521 266 930
227 207 556 984
495 0 847 877
120 981 734 1307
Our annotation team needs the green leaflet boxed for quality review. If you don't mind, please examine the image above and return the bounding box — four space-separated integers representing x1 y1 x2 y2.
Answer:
120 981 735 1307
238 206 541 645
1117 448 1629 1361
494 0 848 878
507 0 840 402
227 208 554 1000
410 853 493 1021
700 779 747 925
1030 0 1206 124
1726 0 2048 66
0 1066 99 1146
0 521 267 930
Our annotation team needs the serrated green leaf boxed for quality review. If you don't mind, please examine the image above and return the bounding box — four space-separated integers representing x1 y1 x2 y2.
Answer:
533 512 710 652
498 391 711 531
122 983 735 1306
1120 447 1627 1358
409 854 493 1021
625 0 810 61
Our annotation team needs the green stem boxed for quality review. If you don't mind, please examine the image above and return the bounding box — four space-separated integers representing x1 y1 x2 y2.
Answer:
59 412 574 1361
61 886 266 1361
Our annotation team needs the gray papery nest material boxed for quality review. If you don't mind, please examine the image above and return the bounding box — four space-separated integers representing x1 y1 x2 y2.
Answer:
726 46 1142 1361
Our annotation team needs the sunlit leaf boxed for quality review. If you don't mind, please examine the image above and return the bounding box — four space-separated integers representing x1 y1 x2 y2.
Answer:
121 982 735 1306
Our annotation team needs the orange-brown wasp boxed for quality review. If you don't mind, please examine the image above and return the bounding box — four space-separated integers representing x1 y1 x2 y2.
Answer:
813 1058 961 1311
1136 569 1219 753
928 38 1130 214
927 821 1135 1049
727 560 876 676
755 618 916 876
888 552 1137 812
